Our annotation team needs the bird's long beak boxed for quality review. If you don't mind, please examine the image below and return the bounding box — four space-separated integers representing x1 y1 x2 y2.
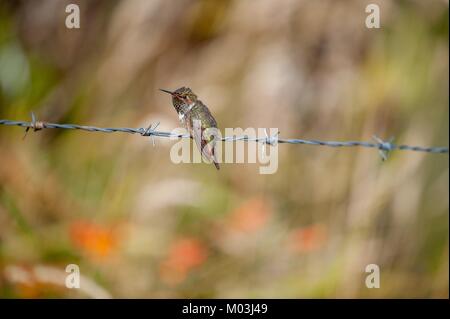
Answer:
159 89 174 95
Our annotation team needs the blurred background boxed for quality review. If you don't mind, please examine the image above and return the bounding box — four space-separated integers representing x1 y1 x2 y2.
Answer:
0 0 448 298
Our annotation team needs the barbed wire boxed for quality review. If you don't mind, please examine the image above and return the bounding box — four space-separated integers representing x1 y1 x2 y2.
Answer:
0 113 448 160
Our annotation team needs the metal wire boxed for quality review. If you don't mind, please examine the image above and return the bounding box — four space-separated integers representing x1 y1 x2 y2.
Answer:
0 114 448 160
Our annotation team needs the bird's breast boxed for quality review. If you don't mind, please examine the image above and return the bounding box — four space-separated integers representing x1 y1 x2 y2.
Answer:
178 102 197 124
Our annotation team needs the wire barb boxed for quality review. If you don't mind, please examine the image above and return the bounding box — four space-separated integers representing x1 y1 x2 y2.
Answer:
263 129 279 146
1 116 448 157
141 122 160 146
23 112 45 140
261 129 279 159
372 135 395 161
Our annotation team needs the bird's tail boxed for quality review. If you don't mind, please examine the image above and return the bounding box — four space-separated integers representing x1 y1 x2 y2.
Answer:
213 161 220 170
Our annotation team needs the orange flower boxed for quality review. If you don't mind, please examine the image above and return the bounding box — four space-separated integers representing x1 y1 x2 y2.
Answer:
159 237 208 285
228 197 271 233
69 220 118 260
288 224 327 253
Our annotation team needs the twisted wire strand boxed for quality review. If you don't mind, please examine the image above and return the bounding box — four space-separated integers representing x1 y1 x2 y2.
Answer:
0 118 448 155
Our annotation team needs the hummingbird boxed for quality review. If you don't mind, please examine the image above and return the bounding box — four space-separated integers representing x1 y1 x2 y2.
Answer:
160 87 220 170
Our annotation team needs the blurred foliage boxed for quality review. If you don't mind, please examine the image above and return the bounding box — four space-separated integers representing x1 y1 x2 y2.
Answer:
0 0 448 298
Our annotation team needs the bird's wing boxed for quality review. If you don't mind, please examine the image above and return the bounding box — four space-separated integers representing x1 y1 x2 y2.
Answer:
191 118 205 157
189 101 219 168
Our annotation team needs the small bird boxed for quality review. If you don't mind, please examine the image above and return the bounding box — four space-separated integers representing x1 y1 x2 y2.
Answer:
160 87 220 170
